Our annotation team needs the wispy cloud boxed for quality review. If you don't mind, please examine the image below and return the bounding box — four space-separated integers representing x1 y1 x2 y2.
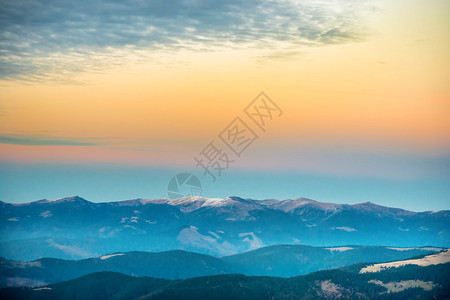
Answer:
256 49 304 63
0 135 101 146
0 0 377 82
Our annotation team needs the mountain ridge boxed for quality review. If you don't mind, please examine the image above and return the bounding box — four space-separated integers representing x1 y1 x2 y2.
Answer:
1 195 449 260
2 254 449 300
0 245 445 288
2 195 446 214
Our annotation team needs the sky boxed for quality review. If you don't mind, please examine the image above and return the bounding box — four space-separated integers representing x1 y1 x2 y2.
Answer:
0 0 449 211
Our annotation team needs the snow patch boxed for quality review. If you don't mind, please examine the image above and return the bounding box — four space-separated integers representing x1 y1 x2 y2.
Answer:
388 247 443 252
331 226 356 232
123 225 136 230
387 247 417 251
421 247 444 251
100 253 124 260
39 211 52 218
8 217 19 221
208 231 221 239
98 226 111 233
202 197 236 208
326 247 354 252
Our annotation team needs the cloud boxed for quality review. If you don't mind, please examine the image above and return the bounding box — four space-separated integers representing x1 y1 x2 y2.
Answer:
332 226 357 232
0 0 377 82
0 134 101 146
45 239 96 259
256 49 304 63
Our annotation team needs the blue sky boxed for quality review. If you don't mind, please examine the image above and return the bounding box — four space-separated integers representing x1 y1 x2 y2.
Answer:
0 162 448 212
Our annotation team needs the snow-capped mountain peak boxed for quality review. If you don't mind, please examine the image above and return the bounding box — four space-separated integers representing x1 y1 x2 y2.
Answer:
1 195 448 259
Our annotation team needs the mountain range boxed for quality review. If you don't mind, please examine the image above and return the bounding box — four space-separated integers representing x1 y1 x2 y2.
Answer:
1 196 449 260
1 245 444 287
2 250 449 300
